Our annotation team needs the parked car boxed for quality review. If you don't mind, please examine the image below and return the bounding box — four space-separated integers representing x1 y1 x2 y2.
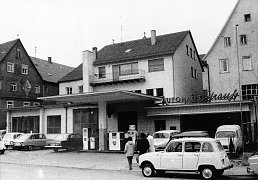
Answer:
172 131 210 139
0 136 6 154
247 153 258 175
153 130 180 150
0 129 6 138
139 137 233 179
45 133 83 152
3 132 23 148
13 133 48 150
215 125 243 154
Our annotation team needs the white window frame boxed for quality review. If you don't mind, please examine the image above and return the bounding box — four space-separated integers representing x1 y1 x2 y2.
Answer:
148 58 164 72
33 102 40 106
66 87 72 94
21 64 28 75
224 37 231 47
7 101 14 108
219 59 229 73
242 56 252 71
23 102 30 107
240 35 247 45
7 62 14 73
11 83 17 92
35 85 40 94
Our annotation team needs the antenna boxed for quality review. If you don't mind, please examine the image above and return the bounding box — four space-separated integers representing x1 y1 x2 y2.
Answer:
112 39 115 44
120 25 123 43
17 34 19 39
35 46 37 58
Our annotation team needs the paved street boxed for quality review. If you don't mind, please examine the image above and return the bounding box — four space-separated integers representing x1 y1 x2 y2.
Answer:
0 149 257 180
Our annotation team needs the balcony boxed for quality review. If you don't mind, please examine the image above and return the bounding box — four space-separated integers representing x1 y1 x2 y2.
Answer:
89 69 146 86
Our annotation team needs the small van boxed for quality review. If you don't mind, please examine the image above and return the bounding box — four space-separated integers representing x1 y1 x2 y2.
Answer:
215 125 243 154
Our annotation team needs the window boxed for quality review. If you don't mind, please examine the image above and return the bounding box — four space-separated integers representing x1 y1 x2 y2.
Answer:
202 142 214 152
148 58 164 72
219 59 229 73
35 85 40 94
78 85 83 94
242 84 258 100
191 67 194 77
47 115 61 134
7 62 14 73
98 66 106 78
240 35 247 45
16 48 21 58
184 142 201 152
45 86 48 93
224 37 231 47
119 62 138 75
166 142 182 152
11 83 17 92
66 87 72 94
244 14 251 22
194 69 197 79
135 90 141 93
242 56 252 71
193 50 196 60
7 101 14 108
23 102 30 107
186 45 189 55
0 81 2 90
33 102 40 106
156 88 164 97
21 64 28 75
190 48 193 59
146 89 154 96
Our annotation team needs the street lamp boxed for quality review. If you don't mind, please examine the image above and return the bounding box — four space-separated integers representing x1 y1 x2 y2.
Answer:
235 24 245 153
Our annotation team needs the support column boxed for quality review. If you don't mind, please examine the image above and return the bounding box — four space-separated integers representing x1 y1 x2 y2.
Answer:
6 111 11 133
39 108 45 134
98 100 107 151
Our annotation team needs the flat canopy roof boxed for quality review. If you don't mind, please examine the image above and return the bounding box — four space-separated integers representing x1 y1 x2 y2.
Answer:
39 90 162 104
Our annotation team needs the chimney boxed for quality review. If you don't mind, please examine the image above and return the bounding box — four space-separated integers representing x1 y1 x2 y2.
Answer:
92 47 98 59
151 30 156 45
48 57 52 63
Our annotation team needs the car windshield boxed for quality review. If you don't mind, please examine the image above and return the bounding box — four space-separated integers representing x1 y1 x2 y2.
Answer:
216 131 236 138
55 134 69 140
153 133 169 138
17 134 31 140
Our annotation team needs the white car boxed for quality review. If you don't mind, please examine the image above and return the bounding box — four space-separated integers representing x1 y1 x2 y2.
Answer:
153 130 180 150
139 137 233 179
247 154 258 174
3 132 23 148
0 136 6 154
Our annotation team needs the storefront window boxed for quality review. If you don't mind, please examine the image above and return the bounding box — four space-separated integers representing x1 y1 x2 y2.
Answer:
47 115 61 134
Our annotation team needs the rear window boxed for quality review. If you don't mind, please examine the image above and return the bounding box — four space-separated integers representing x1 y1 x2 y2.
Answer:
153 133 169 138
216 131 236 138
216 141 224 151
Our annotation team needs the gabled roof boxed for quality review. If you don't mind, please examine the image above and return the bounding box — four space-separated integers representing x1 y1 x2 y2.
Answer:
30 57 74 83
203 0 240 60
59 64 82 83
94 30 190 65
0 39 18 61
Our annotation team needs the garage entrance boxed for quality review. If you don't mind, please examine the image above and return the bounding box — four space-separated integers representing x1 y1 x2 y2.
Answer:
118 111 137 132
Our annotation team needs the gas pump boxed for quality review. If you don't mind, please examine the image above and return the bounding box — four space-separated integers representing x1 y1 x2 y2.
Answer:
127 125 138 143
82 128 89 150
108 132 125 151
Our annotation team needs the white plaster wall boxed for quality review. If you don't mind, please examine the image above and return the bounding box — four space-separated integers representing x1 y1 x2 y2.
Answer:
91 55 175 97
59 80 83 95
205 0 258 96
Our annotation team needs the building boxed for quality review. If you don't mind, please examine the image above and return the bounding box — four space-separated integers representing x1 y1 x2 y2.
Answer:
0 39 74 131
203 0 258 148
6 30 204 151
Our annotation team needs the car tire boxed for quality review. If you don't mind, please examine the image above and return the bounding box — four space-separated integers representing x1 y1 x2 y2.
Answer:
27 145 34 151
53 148 59 152
200 166 215 179
142 163 155 177
0 149 5 154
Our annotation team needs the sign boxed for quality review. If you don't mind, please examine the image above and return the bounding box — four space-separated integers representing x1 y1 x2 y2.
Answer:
157 89 239 106
23 80 31 96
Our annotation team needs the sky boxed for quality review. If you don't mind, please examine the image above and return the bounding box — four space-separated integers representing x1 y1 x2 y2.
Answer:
0 0 238 68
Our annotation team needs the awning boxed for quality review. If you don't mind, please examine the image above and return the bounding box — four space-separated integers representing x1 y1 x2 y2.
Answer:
39 90 162 104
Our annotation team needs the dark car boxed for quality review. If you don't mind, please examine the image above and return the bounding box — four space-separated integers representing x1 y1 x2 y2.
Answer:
45 133 83 152
172 131 210 139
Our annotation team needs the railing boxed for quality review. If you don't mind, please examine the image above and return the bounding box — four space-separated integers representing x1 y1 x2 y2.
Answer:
89 69 145 85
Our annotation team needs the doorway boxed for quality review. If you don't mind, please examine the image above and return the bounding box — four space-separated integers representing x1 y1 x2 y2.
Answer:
118 111 137 132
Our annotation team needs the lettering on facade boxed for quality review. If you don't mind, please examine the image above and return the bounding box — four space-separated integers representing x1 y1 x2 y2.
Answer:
158 89 239 106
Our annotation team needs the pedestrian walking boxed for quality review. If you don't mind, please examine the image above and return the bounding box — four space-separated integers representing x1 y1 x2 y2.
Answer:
135 133 149 163
147 132 155 152
124 136 135 170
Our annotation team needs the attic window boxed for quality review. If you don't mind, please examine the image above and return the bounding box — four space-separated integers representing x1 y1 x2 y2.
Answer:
125 49 132 53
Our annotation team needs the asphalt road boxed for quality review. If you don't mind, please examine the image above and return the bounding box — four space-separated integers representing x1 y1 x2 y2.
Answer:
0 149 257 180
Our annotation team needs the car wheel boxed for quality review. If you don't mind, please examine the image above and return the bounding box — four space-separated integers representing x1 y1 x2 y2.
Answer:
200 167 215 179
27 146 34 151
0 149 5 154
142 163 155 177
53 148 59 152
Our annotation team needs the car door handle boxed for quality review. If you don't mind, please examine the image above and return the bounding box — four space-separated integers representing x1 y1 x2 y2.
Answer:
194 154 199 157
